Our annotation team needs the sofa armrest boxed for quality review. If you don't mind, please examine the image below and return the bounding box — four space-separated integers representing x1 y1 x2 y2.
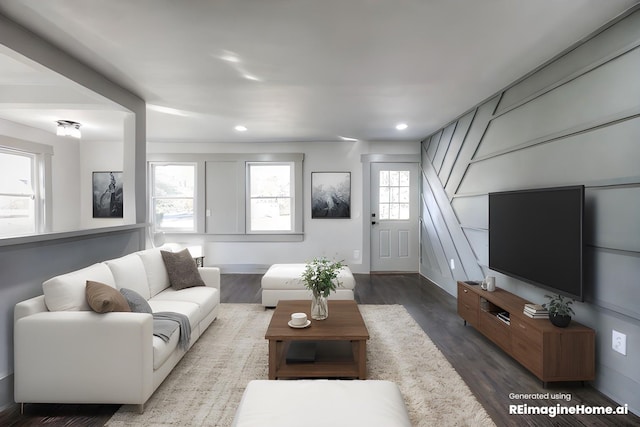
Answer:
14 311 154 405
198 267 220 290
14 295 48 323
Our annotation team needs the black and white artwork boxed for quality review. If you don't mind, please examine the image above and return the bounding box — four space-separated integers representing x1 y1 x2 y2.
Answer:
311 172 351 218
92 171 123 218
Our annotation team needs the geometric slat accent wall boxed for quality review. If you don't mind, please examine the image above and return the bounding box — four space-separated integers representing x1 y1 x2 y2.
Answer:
419 7 640 415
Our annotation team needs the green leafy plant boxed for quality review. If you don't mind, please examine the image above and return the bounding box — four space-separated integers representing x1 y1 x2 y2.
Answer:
301 257 346 297
543 294 575 317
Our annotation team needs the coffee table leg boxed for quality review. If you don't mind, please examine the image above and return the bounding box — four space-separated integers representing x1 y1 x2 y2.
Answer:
352 340 367 379
268 339 277 379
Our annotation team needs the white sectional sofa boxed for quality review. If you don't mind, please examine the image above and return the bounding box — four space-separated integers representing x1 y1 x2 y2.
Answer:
13 247 220 412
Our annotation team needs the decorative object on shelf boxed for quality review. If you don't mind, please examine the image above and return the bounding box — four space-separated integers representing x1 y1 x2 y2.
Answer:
311 172 351 218
543 294 575 328
301 257 345 320
523 303 549 319
92 171 123 218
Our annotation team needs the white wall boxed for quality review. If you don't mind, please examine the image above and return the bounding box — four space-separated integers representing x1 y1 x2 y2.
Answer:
148 140 420 273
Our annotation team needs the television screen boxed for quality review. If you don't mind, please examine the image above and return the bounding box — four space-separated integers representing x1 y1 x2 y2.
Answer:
488 185 584 301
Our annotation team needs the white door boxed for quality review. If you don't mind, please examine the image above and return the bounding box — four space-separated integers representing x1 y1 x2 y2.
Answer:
370 163 420 272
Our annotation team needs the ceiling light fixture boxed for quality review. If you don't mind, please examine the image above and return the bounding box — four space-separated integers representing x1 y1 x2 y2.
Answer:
56 120 82 138
339 136 359 142
234 125 247 132
395 123 408 131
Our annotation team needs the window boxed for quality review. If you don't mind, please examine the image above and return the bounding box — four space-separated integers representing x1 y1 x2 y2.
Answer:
0 149 37 237
378 170 410 220
150 163 196 232
148 152 303 240
247 162 294 232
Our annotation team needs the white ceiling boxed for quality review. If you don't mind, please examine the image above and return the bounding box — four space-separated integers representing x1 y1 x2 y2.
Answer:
0 0 637 143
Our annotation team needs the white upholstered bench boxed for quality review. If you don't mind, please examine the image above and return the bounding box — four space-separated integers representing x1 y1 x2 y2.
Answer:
261 263 356 307
232 380 411 427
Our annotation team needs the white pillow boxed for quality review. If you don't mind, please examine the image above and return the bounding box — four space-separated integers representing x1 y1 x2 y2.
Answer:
42 263 115 311
137 248 171 297
105 253 151 300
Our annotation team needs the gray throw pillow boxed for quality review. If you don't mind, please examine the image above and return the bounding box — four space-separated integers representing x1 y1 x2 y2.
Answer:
120 287 153 314
161 249 206 290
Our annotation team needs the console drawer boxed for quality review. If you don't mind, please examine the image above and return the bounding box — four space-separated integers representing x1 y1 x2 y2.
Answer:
511 317 543 377
457 284 478 326
478 310 511 353
512 335 542 375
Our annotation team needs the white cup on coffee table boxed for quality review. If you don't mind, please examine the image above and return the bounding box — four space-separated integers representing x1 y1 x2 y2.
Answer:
291 312 307 326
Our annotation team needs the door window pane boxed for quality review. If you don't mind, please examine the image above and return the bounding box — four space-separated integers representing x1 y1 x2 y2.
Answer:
378 170 410 220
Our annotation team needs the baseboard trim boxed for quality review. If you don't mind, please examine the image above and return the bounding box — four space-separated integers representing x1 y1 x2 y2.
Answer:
0 373 14 412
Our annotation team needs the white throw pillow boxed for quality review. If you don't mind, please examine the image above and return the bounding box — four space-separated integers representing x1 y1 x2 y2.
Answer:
137 248 171 297
42 263 115 311
105 253 151 300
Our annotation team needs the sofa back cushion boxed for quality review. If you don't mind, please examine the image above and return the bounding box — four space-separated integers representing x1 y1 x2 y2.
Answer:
43 263 115 311
137 248 171 297
105 253 151 300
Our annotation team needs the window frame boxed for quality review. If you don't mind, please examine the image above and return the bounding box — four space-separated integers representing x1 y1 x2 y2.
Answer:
0 141 51 238
147 153 304 241
149 161 198 233
246 161 295 234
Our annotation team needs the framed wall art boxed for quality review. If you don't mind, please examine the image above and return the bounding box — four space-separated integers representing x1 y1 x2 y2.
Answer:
92 171 123 218
311 172 351 218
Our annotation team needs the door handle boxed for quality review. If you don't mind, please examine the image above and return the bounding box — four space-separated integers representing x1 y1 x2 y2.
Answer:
371 221 376 225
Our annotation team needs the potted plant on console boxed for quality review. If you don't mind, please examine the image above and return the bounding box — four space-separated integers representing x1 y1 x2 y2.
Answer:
301 257 345 320
543 294 575 328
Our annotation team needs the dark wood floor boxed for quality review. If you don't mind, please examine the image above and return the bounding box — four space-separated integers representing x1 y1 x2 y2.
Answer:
2 274 638 426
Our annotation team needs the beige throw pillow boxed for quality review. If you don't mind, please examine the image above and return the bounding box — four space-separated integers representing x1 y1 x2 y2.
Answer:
86 280 131 313
161 249 206 290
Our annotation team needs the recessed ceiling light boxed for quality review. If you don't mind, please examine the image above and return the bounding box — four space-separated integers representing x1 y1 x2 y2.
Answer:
395 123 408 131
235 125 247 132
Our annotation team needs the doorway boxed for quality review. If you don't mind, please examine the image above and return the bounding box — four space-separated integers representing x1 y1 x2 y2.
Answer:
370 162 420 272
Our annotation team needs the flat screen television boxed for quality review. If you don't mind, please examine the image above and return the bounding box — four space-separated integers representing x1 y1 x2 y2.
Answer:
488 185 584 301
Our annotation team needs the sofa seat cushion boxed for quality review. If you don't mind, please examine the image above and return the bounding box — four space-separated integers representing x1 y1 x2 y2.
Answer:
137 248 172 298
106 253 151 300
147 300 201 330
151 287 220 325
43 263 116 311
261 264 356 290
152 328 179 370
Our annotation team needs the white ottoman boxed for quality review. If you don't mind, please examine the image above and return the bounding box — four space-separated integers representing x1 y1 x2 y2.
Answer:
261 263 356 307
232 380 411 427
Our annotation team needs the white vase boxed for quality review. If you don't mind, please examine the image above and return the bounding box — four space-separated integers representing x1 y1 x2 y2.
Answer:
311 293 328 320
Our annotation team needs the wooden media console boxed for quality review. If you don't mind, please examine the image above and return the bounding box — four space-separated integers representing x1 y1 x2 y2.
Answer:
457 281 595 385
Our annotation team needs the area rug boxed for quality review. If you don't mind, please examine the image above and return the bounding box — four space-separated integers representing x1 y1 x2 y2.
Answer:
107 304 494 426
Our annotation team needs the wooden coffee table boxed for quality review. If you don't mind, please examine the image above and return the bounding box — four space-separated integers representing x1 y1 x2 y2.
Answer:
265 300 369 380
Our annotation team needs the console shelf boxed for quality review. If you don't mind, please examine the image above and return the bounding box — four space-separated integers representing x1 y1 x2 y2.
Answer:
457 281 595 385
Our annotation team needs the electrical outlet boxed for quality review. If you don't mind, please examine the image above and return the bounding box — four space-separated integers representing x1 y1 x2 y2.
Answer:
612 330 627 356
353 250 360 259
